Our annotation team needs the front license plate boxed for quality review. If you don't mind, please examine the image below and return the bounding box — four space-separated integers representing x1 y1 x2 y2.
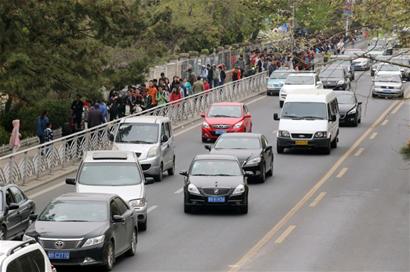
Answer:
208 196 225 203
48 251 70 260
383 89 391 93
215 130 225 135
295 140 308 145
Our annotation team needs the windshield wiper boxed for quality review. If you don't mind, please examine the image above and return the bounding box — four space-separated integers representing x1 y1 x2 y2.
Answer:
282 115 302 120
58 220 89 222
210 114 233 118
191 174 209 176
302 116 325 120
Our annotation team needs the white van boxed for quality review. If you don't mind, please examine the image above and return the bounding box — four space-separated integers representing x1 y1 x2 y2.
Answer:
279 72 322 107
66 151 148 230
110 116 176 181
273 89 339 154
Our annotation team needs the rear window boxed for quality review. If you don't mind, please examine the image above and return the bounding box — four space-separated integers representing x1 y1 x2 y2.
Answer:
6 249 45 272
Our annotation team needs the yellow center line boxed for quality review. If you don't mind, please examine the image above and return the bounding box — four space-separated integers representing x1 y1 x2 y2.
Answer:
381 119 389 126
354 147 365 157
336 167 348 178
309 192 327 208
391 101 404 114
274 225 296 244
369 132 378 140
227 100 399 272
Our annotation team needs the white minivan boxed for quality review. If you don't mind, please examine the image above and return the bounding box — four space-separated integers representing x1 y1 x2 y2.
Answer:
66 150 148 230
273 89 339 154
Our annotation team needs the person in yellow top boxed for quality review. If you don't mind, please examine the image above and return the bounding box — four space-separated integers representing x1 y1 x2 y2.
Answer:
147 80 158 107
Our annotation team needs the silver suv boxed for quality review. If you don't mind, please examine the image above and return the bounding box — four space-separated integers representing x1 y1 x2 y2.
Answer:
111 116 176 182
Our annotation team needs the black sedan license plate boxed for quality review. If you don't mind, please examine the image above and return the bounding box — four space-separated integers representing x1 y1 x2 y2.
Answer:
48 251 70 260
208 196 225 203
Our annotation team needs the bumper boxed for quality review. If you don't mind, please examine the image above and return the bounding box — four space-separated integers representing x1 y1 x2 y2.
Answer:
277 137 330 149
185 192 247 208
267 87 281 95
243 164 262 176
202 127 247 141
139 156 161 176
46 244 106 266
372 89 403 98
339 113 357 124
133 204 148 223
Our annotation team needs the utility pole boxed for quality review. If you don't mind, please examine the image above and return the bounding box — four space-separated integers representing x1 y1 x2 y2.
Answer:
289 0 295 69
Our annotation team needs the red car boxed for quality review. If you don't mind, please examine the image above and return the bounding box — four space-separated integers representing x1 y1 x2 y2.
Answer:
201 102 252 142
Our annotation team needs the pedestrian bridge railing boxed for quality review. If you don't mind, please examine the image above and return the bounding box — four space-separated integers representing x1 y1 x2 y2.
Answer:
0 72 267 185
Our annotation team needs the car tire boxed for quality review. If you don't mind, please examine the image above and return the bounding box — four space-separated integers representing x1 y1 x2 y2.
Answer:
126 230 137 257
0 226 6 240
259 164 266 183
277 145 284 154
155 163 163 182
323 142 331 154
104 241 115 271
279 101 284 108
266 157 273 177
331 137 338 148
168 157 175 176
353 116 359 127
239 204 248 214
372 93 377 98
138 218 147 232
184 203 192 214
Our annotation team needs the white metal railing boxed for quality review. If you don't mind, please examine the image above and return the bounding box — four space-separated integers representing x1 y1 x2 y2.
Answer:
0 72 267 185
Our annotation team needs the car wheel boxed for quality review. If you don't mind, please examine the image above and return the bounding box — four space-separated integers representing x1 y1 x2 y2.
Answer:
331 137 338 148
138 218 147 232
372 93 377 98
259 164 266 183
168 157 175 176
323 142 331 154
155 163 163 182
201 137 207 143
104 241 115 271
184 203 192 214
277 145 284 154
266 157 273 177
0 226 6 240
239 204 248 214
126 230 137 256
352 116 359 127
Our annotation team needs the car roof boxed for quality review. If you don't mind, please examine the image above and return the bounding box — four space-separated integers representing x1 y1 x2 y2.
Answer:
287 72 316 77
0 240 40 261
194 154 239 161
211 102 243 106
376 71 401 76
120 115 170 124
285 89 336 103
218 132 261 138
335 91 355 96
83 150 137 163
54 193 117 202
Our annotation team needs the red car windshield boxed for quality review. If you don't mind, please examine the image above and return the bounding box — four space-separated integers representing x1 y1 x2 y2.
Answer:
207 105 242 118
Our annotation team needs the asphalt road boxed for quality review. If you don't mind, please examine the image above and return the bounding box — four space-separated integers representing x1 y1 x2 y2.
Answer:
26 68 409 272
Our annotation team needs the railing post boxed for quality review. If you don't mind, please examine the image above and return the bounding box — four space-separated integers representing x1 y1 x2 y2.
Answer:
8 156 13 184
22 151 28 185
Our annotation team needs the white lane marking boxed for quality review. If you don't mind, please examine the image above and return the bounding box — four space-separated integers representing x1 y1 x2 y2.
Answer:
28 182 67 199
369 132 378 140
381 119 388 126
174 188 183 194
336 167 348 178
354 147 365 157
147 205 158 214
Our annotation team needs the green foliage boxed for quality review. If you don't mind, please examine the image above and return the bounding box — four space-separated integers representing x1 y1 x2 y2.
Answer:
0 126 8 146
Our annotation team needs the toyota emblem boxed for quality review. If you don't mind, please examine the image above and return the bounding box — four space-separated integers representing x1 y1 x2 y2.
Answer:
55 240 65 249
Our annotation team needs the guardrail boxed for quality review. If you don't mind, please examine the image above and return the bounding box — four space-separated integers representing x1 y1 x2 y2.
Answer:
0 72 267 185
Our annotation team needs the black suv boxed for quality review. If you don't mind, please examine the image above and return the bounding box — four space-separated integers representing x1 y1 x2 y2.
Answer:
0 184 35 240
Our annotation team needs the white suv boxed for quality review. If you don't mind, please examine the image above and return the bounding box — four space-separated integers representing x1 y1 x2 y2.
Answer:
0 240 55 272
279 72 322 107
66 150 148 231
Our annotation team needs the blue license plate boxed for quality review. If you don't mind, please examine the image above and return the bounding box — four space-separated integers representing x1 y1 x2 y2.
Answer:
383 89 391 93
48 251 70 260
208 196 225 203
215 130 225 135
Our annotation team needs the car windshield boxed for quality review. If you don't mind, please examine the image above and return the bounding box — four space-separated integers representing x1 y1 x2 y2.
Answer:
320 69 343 78
375 74 401 82
346 50 364 56
208 105 242 118
379 64 400 71
215 137 261 149
336 94 355 104
270 71 291 79
78 162 142 186
281 102 328 120
115 123 159 144
285 75 314 85
38 200 108 222
190 159 242 176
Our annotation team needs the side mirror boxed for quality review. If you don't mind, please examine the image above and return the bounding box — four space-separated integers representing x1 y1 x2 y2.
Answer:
244 113 251 118
29 214 38 221
273 113 280 121
161 134 169 143
179 171 188 177
358 102 362 105
65 177 76 185
265 145 272 152
144 177 155 185
204 145 212 151
8 203 19 210
108 133 114 142
316 81 323 87
112 215 125 223
200 112 205 118
330 115 337 122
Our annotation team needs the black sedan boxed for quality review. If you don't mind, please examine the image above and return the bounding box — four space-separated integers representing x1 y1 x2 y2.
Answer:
0 184 35 240
335 91 362 126
319 66 351 90
23 193 138 271
205 133 273 183
180 154 249 214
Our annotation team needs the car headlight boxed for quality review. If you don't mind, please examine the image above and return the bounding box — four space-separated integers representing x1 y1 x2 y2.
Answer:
232 184 246 196
187 184 201 195
147 146 159 158
314 131 328 138
347 107 357 114
234 121 244 129
246 156 261 165
129 198 146 209
202 121 210 128
23 234 34 241
82 235 105 248
278 130 290 137
337 80 345 85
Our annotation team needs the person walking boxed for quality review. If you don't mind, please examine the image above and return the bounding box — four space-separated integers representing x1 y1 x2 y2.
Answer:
36 111 49 144
9 119 21 153
192 77 204 94
147 81 158 107
42 122 54 156
212 64 219 88
71 95 83 131
87 104 104 128
219 65 226 85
